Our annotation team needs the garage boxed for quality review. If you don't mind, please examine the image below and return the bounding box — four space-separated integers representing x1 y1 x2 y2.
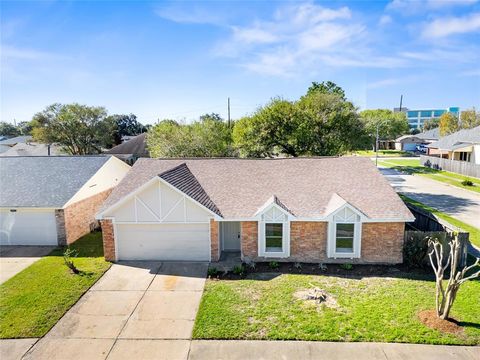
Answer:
116 223 210 261
0 209 58 246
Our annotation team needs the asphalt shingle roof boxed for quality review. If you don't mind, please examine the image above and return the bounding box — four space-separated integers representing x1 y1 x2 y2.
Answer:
101 157 413 221
0 156 111 208
427 126 480 150
105 133 148 156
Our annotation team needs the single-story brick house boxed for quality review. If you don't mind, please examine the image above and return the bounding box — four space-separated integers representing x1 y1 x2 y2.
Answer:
0 156 130 246
97 157 414 264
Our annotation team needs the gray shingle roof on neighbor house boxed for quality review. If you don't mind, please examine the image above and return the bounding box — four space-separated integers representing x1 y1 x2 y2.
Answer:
427 126 480 150
105 133 148 156
0 136 33 146
1 143 63 157
0 156 111 208
416 128 440 141
101 157 413 221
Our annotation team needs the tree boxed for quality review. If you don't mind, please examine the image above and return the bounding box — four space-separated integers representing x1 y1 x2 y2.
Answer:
428 234 479 320
439 112 459 136
359 109 409 150
460 109 480 129
306 81 346 100
31 103 115 155
147 115 234 158
107 114 146 144
423 118 440 131
0 122 20 137
233 92 365 157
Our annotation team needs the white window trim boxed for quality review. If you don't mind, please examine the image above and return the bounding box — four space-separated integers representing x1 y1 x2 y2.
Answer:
256 203 292 258
327 204 363 259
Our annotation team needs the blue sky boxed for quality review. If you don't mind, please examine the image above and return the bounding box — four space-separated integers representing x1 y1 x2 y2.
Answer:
1 0 479 125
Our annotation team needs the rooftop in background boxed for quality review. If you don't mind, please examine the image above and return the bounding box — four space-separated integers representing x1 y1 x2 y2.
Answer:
0 156 111 208
1 142 63 157
0 136 33 146
416 128 440 141
101 157 413 221
427 125 480 151
394 107 459 131
105 133 148 164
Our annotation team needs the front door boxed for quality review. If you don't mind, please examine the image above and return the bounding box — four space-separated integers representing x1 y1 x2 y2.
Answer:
221 222 241 251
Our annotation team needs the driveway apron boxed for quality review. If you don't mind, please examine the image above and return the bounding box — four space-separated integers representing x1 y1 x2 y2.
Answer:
22 261 208 360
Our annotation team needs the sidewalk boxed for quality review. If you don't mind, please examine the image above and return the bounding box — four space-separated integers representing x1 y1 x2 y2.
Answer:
188 340 479 360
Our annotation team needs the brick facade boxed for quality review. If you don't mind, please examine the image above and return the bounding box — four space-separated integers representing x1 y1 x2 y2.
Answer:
290 221 327 262
361 222 405 264
55 209 67 246
101 219 116 261
63 189 113 245
240 221 258 261
210 219 220 261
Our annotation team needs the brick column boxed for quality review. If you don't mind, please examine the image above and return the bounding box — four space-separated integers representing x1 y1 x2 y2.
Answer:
241 221 258 261
55 209 66 246
210 219 220 262
101 220 116 262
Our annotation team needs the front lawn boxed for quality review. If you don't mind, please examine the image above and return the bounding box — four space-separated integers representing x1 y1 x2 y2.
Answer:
193 272 480 345
400 194 480 248
0 232 110 338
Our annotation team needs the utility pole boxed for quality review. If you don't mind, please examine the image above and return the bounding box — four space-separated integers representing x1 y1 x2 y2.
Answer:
399 95 403 112
375 122 380 166
227 97 231 127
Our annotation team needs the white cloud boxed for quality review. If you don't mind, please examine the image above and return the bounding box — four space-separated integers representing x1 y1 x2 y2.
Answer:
379 15 392 26
422 12 480 38
155 5 226 26
1 45 59 61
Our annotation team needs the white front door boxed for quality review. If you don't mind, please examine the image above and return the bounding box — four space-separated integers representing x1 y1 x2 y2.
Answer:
221 222 241 251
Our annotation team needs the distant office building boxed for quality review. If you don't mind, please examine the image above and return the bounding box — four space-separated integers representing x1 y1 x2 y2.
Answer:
394 107 460 130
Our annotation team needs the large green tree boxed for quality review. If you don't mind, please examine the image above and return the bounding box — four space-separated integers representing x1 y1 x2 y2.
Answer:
359 109 409 150
306 81 346 100
147 114 234 157
233 92 365 157
31 103 116 154
107 114 146 144
460 109 480 129
0 122 20 137
423 118 440 131
439 112 459 136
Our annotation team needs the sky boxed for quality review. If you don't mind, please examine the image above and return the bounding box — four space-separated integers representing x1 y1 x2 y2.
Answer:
1 0 480 125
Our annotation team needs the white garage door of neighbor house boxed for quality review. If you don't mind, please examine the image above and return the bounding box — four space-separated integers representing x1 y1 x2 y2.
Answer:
0 209 58 245
116 223 210 261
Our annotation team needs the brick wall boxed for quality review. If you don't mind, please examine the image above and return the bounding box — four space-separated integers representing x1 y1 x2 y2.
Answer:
55 209 66 246
241 221 258 261
210 219 220 261
361 222 405 264
63 189 113 245
290 221 327 262
101 219 115 261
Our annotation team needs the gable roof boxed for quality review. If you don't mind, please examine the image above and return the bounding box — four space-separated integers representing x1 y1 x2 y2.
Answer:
1 142 63 157
0 156 111 208
417 128 440 141
159 163 222 216
0 136 32 146
101 157 413 221
105 133 148 156
427 126 480 150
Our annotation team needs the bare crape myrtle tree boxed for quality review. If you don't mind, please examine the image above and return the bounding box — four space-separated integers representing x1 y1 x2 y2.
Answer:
428 234 480 320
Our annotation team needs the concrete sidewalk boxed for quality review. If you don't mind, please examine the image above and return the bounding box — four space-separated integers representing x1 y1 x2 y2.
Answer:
188 340 479 360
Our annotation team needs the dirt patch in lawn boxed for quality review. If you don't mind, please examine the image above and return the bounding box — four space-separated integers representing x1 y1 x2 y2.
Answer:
418 310 464 334
294 287 340 310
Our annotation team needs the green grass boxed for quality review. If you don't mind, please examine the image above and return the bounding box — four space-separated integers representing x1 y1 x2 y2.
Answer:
351 150 411 157
193 273 480 344
378 158 480 193
400 194 480 248
0 232 110 338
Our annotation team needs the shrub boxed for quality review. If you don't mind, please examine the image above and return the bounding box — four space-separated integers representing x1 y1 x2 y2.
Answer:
232 265 245 276
208 267 219 277
403 234 430 268
63 248 79 274
340 263 353 270
461 180 474 187
318 263 327 271
294 262 302 270
269 261 279 270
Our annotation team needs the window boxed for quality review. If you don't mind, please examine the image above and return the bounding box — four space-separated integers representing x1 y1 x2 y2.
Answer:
265 223 283 252
459 152 471 162
335 223 354 253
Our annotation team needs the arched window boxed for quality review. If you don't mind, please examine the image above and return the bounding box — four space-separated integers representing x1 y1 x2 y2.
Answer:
328 206 362 258
257 204 290 258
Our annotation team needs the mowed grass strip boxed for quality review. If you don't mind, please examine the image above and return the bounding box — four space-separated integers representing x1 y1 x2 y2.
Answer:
400 195 480 248
0 232 110 338
193 273 480 345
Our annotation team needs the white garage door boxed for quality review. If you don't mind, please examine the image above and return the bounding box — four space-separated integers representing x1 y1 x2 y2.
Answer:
116 223 210 261
0 209 58 245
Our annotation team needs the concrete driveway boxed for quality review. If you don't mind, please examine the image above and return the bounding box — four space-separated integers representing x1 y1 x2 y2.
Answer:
22 261 207 360
0 246 55 284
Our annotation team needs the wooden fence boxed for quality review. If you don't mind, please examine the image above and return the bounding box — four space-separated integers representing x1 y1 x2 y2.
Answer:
420 155 480 178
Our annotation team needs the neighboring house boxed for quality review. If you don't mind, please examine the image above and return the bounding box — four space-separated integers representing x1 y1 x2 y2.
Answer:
105 133 148 165
1 142 62 156
394 135 424 151
427 126 480 164
0 156 130 246
97 157 414 264
0 135 33 147
416 128 440 143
